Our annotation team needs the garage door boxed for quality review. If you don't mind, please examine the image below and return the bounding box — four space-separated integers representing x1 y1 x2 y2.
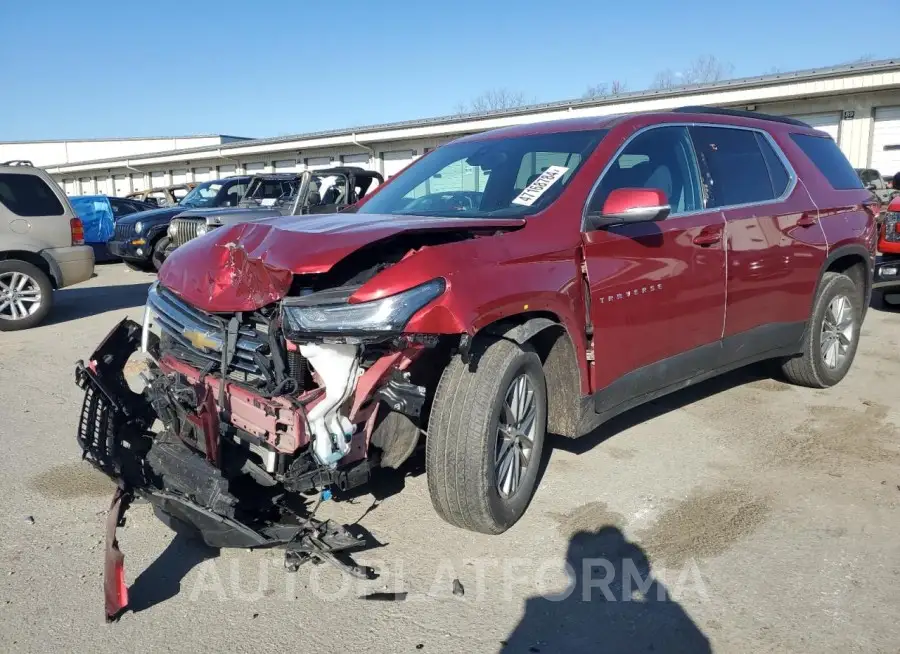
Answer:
306 157 332 170
171 169 188 185
79 178 95 194
113 175 129 197
193 167 212 182
244 162 265 176
62 179 77 196
343 153 370 168
150 171 167 188
871 106 900 178
789 113 840 141
217 164 237 179
130 173 146 192
382 150 415 178
274 159 298 173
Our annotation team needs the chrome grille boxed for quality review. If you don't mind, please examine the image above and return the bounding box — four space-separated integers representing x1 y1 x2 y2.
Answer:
169 217 204 247
884 212 900 243
147 283 266 376
114 223 134 240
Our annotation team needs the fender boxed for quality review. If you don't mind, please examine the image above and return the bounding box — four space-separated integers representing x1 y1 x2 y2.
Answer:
813 243 874 321
482 316 560 344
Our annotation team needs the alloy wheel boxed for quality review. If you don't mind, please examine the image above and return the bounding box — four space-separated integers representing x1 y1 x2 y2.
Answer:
0 271 42 322
495 374 537 498
821 294 854 369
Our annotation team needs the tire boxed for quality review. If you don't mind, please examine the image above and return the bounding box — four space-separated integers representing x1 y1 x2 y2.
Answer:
882 292 900 308
426 338 547 534
0 260 53 331
151 237 169 272
781 272 861 388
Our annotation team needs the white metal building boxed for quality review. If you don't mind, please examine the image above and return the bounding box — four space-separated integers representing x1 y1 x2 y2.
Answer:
35 58 900 196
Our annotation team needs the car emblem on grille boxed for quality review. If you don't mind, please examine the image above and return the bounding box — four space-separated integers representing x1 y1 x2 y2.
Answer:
182 329 219 351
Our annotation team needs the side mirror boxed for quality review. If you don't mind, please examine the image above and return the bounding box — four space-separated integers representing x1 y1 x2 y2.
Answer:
888 196 900 213
586 188 671 230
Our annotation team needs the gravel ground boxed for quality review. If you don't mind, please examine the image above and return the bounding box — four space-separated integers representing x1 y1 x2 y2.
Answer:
1 263 899 653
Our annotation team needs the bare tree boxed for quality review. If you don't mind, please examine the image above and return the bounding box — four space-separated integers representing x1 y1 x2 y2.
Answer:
583 80 628 98
650 55 734 90
456 89 528 114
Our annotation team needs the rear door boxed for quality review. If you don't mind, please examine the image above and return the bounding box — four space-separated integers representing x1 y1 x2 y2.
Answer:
0 167 74 248
689 125 825 347
581 125 726 395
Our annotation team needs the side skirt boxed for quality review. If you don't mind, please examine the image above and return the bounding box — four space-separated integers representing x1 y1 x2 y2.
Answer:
578 322 806 435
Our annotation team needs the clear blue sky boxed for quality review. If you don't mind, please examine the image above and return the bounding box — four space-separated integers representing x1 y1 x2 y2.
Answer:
0 0 894 141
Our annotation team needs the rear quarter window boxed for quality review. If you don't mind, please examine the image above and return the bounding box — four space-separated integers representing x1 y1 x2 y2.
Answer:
790 133 862 190
0 173 65 217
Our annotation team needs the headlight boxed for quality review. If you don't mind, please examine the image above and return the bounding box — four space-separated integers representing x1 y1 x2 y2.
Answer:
167 223 176 238
134 221 143 234
196 224 209 237
282 279 445 334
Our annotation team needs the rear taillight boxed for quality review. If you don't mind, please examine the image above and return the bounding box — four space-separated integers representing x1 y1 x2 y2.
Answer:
70 217 85 245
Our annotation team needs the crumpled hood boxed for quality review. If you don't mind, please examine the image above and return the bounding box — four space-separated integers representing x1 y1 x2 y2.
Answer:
157 212 524 312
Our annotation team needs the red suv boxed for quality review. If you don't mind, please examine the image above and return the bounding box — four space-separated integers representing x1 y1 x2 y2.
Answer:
76 108 876 614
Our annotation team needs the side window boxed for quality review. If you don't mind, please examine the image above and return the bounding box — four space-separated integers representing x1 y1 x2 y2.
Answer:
690 127 782 207
587 126 703 216
755 132 791 197
0 173 65 217
790 133 863 190
109 198 138 218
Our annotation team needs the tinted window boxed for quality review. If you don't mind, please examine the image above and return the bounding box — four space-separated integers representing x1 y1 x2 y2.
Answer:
690 127 778 207
109 198 139 218
358 130 607 218
0 173 65 217
755 132 791 197
587 126 703 216
791 133 863 190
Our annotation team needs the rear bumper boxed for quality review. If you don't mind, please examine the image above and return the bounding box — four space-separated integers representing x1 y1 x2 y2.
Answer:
43 245 94 288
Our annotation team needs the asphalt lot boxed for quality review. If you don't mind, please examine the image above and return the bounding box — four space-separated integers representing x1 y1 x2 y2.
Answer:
1 262 899 653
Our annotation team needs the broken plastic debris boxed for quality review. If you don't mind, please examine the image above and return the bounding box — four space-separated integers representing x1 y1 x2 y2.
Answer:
452 578 465 596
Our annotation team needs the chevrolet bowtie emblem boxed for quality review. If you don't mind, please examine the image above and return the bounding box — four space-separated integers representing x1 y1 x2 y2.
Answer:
182 329 219 351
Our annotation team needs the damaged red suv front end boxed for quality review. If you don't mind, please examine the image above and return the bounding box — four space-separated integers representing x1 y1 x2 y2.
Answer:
75 213 523 618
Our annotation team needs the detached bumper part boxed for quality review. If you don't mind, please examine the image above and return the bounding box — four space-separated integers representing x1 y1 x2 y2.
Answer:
75 319 375 619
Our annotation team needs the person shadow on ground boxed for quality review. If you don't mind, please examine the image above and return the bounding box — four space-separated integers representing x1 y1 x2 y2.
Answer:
501 526 711 654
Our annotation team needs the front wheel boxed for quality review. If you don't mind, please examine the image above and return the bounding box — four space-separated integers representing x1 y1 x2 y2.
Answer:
426 338 547 534
151 237 170 272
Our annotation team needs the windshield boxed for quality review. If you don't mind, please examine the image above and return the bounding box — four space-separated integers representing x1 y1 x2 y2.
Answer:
179 182 223 208
358 130 607 218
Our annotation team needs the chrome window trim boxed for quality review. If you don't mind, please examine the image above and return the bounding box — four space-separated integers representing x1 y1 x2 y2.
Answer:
581 122 799 230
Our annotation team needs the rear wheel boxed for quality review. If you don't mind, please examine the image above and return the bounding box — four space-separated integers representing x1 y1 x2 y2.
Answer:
426 338 547 534
781 272 861 388
0 260 53 331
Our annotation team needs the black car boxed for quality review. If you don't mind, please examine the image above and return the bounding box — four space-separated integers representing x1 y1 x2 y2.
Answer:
107 176 250 271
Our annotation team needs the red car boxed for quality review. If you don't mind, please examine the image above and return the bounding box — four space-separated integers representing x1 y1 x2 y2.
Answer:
874 195 900 306
76 107 876 617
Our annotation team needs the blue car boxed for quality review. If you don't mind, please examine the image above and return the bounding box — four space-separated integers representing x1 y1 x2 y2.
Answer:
70 195 155 262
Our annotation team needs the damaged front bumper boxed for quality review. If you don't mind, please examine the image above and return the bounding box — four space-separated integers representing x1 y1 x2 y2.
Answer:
75 319 374 621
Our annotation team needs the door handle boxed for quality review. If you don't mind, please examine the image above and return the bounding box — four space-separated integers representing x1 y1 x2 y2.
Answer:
693 229 722 247
797 212 818 227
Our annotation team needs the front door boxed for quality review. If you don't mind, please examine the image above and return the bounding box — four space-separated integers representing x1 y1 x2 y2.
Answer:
580 125 726 400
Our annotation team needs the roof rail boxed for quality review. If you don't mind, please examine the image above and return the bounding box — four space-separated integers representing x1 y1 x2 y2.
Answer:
1 159 35 167
673 106 811 128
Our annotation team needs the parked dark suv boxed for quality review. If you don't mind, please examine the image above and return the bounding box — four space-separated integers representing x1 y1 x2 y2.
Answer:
74 108 877 617
107 176 250 271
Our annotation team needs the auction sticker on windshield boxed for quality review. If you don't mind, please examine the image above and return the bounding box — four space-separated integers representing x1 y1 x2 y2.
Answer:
511 165 569 207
